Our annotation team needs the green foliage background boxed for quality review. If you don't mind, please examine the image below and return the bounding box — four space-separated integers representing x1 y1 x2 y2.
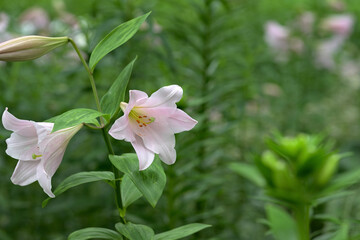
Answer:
1 0 360 239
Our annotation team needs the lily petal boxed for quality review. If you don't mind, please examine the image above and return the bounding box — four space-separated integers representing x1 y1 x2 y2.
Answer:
132 135 155 170
36 125 82 197
2 108 35 135
39 125 82 177
109 116 135 142
37 164 54 198
11 160 39 186
139 121 177 165
168 109 198 134
5 130 39 160
141 85 183 108
126 90 148 115
3 108 47 160
34 122 54 142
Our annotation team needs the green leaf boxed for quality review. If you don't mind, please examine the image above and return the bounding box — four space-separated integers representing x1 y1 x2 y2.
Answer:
332 223 349 240
322 168 360 195
52 108 108 132
154 223 211 240
89 12 150 71
228 162 266 187
121 174 143 208
265 204 298 240
42 171 114 207
100 57 137 118
109 154 166 207
115 222 154 240
68 227 123 240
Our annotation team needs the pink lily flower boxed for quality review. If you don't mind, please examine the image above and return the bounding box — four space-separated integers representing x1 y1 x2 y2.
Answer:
2 108 82 198
109 85 198 170
322 14 354 37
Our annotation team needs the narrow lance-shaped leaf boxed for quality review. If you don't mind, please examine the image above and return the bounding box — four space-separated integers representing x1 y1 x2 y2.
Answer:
331 223 349 240
89 12 150 71
100 57 137 118
51 108 109 132
109 154 166 208
228 162 266 187
154 223 211 240
115 222 154 240
68 227 123 240
42 171 114 207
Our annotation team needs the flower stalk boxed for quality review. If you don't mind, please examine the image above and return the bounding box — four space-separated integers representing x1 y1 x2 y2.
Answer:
294 204 310 240
70 38 125 223
69 38 102 115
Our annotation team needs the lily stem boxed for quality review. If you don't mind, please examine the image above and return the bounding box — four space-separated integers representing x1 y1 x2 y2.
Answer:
70 38 126 224
69 38 102 115
102 128 126 224
294 204 310 240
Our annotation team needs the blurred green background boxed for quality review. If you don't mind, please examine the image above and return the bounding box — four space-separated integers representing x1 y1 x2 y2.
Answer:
1 0 360 239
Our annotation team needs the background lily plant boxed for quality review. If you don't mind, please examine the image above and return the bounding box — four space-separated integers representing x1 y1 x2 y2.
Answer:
0 12 209 240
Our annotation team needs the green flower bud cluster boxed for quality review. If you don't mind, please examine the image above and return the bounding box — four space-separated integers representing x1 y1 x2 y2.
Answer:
255 134 341 204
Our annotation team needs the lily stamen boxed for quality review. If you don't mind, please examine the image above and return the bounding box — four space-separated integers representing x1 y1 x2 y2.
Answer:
129 110 155 128
32 153 43 159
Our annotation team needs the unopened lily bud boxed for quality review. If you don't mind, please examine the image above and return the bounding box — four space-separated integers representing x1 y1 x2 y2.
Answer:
0 35 69 61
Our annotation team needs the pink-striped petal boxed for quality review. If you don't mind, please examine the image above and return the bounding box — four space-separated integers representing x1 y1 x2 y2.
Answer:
5 130 39 160
37 164 54 198
36 124 82 197
34 122 54 142
168 109 198 133
139 121 176 165
2 108 34 133
140 85 183 108
132 135 155 170
109 115 135 142
11 160 39 186
126 90 148 115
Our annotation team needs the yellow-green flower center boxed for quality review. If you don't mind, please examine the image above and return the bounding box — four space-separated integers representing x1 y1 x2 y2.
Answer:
129 109 155 128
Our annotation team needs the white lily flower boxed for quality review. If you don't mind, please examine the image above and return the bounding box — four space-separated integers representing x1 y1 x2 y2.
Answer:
2 108 82 198
109 85 197 170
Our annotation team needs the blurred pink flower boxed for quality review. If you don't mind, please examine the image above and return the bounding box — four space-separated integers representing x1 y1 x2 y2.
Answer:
109 85 197 170
322 14 354 36
264 21 305 60
2 108 82 198
19 7 50 34
264 21 289 51
316 35 344 69
316 14 355 69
